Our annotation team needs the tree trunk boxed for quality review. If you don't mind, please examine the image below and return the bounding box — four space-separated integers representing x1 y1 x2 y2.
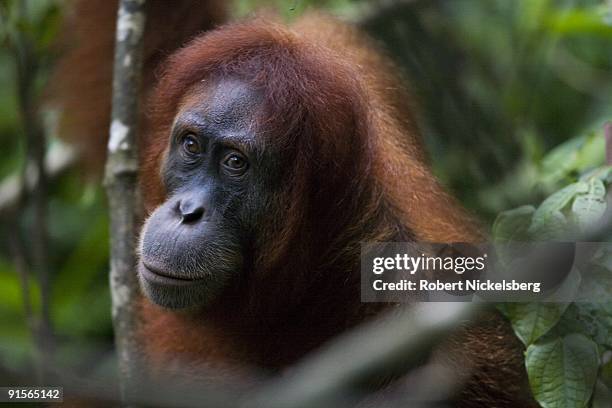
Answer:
104 0 147 402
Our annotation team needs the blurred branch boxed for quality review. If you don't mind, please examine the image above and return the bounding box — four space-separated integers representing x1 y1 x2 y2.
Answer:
104 0 148 401
245 303 485 408
0 143 77 218
9 0 55 382
550 46 612 98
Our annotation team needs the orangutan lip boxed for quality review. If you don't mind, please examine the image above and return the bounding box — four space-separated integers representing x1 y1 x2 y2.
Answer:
139 262 203 285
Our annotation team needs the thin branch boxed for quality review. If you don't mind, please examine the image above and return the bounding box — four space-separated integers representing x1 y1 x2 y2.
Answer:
4 146 33 341
104 0 148 401
5 142 36 377
13 0 54 382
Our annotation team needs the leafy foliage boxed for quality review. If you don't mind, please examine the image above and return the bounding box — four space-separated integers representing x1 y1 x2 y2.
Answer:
494 125 612 407
526 334 599 408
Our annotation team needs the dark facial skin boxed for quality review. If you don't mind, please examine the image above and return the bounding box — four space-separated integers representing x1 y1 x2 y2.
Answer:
139 79 265 309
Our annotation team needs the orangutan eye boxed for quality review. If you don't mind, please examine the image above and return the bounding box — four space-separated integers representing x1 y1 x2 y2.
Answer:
221 152 248 175
181 134 201 155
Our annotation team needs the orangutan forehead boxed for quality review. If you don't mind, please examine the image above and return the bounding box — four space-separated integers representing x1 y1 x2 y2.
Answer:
175 78 263 140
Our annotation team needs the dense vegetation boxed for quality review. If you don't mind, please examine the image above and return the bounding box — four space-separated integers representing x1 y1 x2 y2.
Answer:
0 1 610 406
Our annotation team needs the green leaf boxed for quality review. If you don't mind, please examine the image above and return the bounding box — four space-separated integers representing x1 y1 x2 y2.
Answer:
530 210 569 240
492 205 535 242
574 132 606 170
571 179 607 230
540 131 606 185
579 166 612 183
554 302 612 349
530 182 586 235
588 178 606 198
548 183 590 212
546 8 612 37
505 302 569 346
576 262 612 302
547 262 612 349
526 334 599 408
540 137 585 184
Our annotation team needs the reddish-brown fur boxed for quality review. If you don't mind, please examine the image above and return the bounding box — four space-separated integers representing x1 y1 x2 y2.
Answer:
54 3 535 406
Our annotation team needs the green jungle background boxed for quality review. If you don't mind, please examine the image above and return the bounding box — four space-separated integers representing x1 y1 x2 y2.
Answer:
0 0 611 406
